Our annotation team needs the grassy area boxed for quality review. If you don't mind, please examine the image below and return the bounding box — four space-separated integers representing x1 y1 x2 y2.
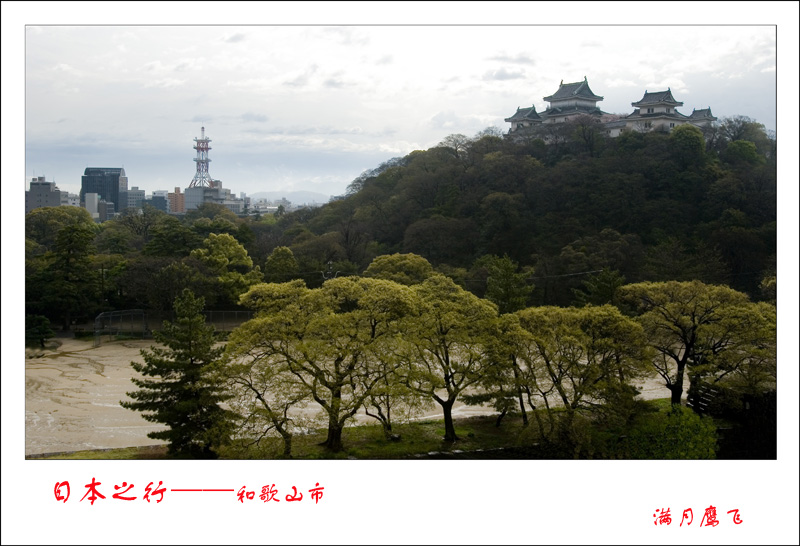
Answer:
224 414 548 460
33 399 677 460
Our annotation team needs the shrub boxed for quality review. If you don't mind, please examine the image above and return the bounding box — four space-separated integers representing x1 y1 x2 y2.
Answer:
620 405 717 459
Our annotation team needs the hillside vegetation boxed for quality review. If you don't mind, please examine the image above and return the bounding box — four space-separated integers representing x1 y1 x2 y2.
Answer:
25 116 777 459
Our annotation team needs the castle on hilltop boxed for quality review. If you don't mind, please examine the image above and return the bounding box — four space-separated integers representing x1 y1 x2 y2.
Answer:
505 77 716 138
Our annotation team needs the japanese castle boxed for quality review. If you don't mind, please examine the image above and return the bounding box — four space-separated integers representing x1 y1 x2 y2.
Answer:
505 77 716 137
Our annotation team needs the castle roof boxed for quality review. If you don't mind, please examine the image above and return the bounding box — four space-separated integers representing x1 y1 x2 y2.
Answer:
626 108 689 121
542 105 605 118
543 77 604 103
689 107 717 121
631 89 683 107
505 105 543 123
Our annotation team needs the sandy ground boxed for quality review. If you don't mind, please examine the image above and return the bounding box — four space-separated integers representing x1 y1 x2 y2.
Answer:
25 337 676 456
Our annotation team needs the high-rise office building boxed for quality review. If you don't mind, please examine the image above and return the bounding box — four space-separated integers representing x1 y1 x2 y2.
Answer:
80 167 127 211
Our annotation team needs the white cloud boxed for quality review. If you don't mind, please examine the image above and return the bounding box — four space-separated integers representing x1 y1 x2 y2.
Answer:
143 78 186 88
482 68 526 81
604 78 638 88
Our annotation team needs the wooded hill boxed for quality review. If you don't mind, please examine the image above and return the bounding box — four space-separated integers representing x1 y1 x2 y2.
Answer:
263 116 776 306
25 115 776 325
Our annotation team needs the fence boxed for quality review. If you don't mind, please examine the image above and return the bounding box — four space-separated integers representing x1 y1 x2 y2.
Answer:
93 309 252 347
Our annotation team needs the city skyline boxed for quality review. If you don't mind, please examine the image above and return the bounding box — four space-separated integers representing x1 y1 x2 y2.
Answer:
23 19 778 198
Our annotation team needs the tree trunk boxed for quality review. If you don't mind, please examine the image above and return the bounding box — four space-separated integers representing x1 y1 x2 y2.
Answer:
441 399 458 442
512 359 528 426
495 408 507 428
321 424 344 452
280 432 293 458
671 361 687 405
321 386 345 452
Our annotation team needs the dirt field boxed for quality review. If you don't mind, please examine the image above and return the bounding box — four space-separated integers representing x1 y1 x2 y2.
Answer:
25 337 676 456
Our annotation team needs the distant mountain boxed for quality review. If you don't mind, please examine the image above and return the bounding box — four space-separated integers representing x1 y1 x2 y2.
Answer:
249 190 333 205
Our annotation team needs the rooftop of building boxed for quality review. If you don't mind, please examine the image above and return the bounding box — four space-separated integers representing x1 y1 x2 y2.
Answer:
689 107 717 120
542 104 605 117
631 89 683 107
626 108 690 120
504 106 543 122
543 77 604 103
83 167 126 176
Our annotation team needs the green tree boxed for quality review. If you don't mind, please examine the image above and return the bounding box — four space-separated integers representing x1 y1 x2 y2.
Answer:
234 277 416 452
723 140 764 166
717 115 773 157
222 333 309 457
617 281 770 405
402 216 477 267
514 305 651 449
191 233 263 305
362 253 434 285
143 216 203 257
640 237 730 285
571 268 626 307
115 204 165 245
363 364 428 439
121 289 234 458
263 246 300 283
149 260 215 312
691 301 776 395
483 254 533 314
40 222 98 330
94 221 138 255
25 315 55 348
669 123 706 168
477 192 527 260
185 202 239 223
463 312 530 427
25 206 96 251
401 274 499 442
191 216 240 239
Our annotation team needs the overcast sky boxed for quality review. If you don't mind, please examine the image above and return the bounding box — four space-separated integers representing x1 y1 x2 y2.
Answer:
21 18 779 199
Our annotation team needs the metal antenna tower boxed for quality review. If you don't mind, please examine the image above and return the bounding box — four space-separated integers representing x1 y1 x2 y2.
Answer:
189 126 215 188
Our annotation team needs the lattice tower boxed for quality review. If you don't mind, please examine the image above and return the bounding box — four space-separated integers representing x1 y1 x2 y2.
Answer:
189 126 215 188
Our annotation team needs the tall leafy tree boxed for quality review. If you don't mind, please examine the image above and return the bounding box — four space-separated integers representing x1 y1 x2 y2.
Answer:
571 268 626 307
25 315 55 348
222 333 309 457
234 277 416 452
121 289 234 458
263 245 300 283
190 233 263 305
362 253 434 285
483 254 533 314
463 312 531 427
669 123 707 168
402 274 499 442
617 281 773 405
115 204 165 245
25 206 96 252
143 216 202 257
514 305 651 445
40 222 98 330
